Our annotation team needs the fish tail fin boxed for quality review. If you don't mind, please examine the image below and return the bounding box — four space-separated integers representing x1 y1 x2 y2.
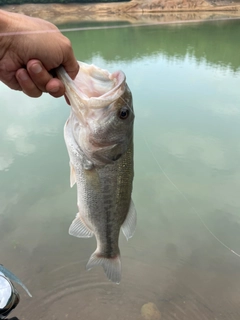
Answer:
86 252 121 284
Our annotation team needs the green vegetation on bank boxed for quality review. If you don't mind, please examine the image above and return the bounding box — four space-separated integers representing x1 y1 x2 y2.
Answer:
61 20 240 72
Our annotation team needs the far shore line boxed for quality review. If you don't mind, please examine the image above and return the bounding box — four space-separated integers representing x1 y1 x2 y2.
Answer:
2 2 240 25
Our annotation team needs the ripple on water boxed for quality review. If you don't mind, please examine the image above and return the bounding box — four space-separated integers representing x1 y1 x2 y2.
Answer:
12 255 240 320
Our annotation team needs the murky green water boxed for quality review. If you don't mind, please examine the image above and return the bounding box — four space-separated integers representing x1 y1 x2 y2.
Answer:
1 19 240 320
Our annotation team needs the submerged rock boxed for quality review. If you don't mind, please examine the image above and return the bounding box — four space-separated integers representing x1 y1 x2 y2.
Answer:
141 302 161 320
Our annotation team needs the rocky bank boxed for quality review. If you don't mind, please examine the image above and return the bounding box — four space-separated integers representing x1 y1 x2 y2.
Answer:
3 0 240 25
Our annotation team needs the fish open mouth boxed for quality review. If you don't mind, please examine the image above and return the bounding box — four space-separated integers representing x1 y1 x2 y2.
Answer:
74 66 125 100
57 62 126 107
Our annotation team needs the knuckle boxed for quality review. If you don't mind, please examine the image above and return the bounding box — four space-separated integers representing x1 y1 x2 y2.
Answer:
49 91 63 98
20 81 42 98
26 91 42 98
63 37 72 51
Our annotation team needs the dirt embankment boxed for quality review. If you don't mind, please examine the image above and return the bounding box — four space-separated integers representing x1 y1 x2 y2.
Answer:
3 0 240 25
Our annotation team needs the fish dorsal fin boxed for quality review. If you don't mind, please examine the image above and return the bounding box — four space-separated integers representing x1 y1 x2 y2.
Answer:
121 199 137 241
69 215 94 238
70 162 76 188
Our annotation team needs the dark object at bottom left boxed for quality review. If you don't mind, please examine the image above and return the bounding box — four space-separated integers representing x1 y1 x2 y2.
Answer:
0 272 20 320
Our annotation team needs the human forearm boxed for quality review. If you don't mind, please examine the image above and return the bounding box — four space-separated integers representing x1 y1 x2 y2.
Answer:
0 10 12 55
0 9 10 30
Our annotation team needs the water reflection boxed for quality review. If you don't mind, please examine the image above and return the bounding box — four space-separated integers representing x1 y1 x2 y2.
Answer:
1 20 240 319
61 19 240 71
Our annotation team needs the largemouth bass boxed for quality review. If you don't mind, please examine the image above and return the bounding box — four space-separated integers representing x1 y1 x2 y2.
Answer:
57 61 136 283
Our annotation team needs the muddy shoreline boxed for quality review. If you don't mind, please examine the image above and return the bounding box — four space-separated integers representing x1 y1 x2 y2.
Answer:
3 0 240 24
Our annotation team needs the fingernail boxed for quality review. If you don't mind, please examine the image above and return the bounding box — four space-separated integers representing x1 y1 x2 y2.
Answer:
18 70 29 81
31 64 42 74
49 87 59 93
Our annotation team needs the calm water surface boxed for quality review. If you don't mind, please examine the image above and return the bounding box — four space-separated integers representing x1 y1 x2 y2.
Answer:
1 19 240 320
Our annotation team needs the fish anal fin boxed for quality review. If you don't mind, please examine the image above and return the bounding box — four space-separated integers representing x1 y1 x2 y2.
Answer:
86 252 121 284
69 215 93 238
70 162 76 188
121 199 137 241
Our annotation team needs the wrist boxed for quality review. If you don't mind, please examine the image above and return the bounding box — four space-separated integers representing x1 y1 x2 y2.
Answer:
0 9 12 31
0 10 23 61
0 10 12 57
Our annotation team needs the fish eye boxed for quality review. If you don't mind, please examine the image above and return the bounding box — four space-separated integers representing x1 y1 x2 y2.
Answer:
118 107 129 120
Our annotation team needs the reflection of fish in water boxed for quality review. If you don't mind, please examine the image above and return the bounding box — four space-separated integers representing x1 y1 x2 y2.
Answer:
57 62 136 283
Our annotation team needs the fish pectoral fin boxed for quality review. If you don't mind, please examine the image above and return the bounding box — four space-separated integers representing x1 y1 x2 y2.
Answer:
121 199 137 241
86 252 121 284
83 157 94 171
70 162 76 188
69 214 94 238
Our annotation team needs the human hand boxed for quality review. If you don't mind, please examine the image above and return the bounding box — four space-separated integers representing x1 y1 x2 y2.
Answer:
0 10 79 98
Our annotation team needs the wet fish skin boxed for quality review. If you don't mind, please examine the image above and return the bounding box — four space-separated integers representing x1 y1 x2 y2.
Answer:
57 62 136 283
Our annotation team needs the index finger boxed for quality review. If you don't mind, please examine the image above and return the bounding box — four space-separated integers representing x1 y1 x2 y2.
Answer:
61 38 79 80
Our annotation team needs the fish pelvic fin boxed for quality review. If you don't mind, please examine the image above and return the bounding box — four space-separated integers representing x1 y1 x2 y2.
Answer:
69 214 94 238
121 199 137 241
70 162 76 188
86 252 121 284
